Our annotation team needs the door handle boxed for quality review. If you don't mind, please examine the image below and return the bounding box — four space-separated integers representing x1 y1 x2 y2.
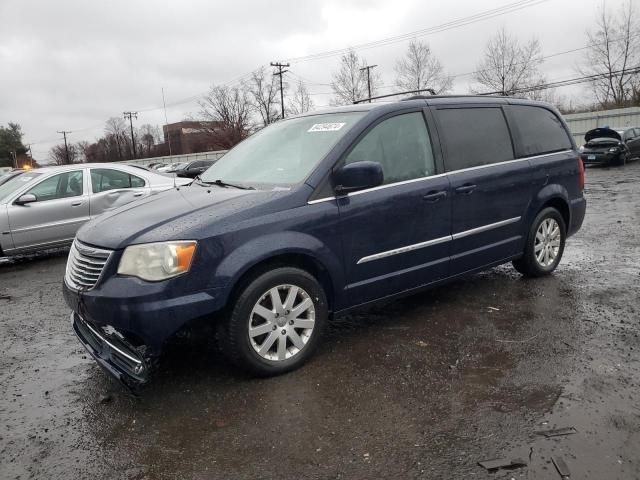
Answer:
423 191 447 202
133 192 144 197
71 201 83 207
455 184 477 194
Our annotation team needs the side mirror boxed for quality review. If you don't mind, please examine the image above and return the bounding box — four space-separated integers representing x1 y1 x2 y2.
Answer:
15 193 37 205
333 161 384 195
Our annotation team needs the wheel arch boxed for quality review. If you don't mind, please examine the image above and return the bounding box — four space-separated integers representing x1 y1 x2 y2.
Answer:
214 232 345 314
227 252 337 312
530 184 571 228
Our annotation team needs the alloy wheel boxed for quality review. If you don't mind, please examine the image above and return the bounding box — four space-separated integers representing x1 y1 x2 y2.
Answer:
534 218 561 267
248 284 316 361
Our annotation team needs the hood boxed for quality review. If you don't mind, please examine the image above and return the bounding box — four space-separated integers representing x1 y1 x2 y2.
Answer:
584 127 621 143
77 185 292 249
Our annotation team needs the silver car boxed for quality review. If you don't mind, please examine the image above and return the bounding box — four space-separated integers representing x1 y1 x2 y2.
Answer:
0 163 191 256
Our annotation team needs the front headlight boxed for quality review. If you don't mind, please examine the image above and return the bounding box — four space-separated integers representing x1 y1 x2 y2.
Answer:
609 147 619 153
579 145 585 152
117 241 197 281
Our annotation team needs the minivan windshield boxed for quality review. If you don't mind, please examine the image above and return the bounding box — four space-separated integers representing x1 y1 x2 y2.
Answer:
200 112 365 187
0 172 42 203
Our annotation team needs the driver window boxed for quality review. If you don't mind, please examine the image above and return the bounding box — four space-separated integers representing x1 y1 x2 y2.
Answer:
27 171 83 201
343 112 436 185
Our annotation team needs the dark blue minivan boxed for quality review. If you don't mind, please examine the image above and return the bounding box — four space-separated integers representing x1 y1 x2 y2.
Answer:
63 96 586 386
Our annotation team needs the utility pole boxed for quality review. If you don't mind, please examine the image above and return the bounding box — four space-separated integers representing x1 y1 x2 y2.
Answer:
359 64 378 103
162 88 172 157
270 62 290 119
57 130 72 164
123 111 138 159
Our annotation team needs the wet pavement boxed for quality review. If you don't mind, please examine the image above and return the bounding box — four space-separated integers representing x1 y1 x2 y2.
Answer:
1 163 639 480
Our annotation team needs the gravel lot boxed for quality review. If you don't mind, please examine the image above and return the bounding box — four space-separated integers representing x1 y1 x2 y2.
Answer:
1 162 639 480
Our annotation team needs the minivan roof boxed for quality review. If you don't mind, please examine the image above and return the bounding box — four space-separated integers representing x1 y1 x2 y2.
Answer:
298 95 556 118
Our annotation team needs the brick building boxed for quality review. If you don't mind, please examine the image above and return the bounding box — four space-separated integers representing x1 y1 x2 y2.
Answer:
158 121 225 155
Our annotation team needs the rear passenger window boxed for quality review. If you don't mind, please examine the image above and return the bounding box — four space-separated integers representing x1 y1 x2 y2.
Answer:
508 105 572 156
436 107 514 171
344 112 435 185
91 169 145 193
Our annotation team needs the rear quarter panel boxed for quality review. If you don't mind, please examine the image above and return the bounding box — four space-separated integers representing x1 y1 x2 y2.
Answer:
525 150 581 227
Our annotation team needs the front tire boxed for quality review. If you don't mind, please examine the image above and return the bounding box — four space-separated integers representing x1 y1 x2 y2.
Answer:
512 207 566 277
220 267 328 376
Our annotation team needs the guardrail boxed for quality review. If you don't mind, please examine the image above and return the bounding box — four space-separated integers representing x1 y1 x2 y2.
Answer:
564 106 640 145
116 150 228 167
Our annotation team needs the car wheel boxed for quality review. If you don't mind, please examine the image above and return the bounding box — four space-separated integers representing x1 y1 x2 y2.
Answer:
220 267 327 376
512 207 566 277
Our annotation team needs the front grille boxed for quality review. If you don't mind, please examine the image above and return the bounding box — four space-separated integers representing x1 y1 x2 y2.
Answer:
65 241 112 291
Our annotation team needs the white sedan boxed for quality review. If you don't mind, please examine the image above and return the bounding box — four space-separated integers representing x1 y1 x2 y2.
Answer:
0 163 191 256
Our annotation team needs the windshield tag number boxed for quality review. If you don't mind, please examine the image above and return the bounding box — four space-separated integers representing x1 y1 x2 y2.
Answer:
308 123 346 133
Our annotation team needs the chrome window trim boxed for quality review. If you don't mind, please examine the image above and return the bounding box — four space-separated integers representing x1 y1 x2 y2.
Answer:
356 216 521 264
306 150 574 204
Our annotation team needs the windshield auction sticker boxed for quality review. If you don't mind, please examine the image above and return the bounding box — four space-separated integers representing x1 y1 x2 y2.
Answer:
308 123 346 132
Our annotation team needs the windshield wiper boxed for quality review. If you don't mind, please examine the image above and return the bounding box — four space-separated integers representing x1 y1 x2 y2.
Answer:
209 179 255 190
190 175 206 186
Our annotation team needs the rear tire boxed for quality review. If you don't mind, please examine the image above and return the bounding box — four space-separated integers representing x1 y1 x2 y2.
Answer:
513 207 566 277
219 267 327 376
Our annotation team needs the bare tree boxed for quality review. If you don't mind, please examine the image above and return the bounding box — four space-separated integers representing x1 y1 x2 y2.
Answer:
76 141 90 163
581 1 640 107
246 67 281 126
198 84 252 149
331 49 380 105
395 40 452 94
49 143 77 165
139 123 160 157
287 80 314 115
104 117 128 160
474 28 543 95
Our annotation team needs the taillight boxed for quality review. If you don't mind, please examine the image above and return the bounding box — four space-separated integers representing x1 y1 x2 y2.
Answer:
578 157 585 190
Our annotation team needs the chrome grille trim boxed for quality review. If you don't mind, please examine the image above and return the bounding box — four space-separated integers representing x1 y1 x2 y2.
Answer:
65 241 113 291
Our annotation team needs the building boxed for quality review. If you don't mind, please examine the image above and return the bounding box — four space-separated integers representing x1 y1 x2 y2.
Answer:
159 121 225 156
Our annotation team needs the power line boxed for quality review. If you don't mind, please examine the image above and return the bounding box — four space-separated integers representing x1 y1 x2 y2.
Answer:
288 32 640 99
284 0 546 63
479 65 640 95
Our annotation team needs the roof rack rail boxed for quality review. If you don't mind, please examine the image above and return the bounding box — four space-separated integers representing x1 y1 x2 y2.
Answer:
401 94 435 101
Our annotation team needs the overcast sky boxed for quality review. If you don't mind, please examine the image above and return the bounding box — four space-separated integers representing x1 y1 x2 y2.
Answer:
0 0 626 161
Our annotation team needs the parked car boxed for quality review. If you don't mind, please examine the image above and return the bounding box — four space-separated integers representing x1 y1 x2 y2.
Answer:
125 164 152 172
0 163 191 256
0 169 25 186
63 96 586 387
580 127 640 166
175 160 215 178
157 162 185 173
147 162 167 170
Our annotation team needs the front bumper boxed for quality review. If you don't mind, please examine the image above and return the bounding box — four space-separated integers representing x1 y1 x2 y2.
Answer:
72 312 149 388
63 278 226 349
581 151 618 165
